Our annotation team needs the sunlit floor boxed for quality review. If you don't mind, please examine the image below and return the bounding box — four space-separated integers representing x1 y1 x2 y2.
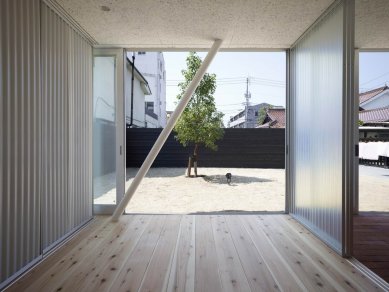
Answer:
94 168 285 213
8 215 382 292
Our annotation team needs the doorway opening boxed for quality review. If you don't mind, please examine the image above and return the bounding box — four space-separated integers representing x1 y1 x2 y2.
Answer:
354 51 389 283
119 51 287 214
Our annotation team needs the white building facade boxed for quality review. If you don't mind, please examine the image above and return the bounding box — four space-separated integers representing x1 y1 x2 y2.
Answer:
130 52 167 127
124 58 156 128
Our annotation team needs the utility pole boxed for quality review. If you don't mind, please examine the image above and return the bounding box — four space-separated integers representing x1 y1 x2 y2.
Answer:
244 77 251 128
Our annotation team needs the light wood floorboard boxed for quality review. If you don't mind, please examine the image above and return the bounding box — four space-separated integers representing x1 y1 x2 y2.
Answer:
7 215 384 292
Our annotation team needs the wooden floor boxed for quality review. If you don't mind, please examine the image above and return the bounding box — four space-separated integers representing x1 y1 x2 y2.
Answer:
354 212 389 283
8 215 384 292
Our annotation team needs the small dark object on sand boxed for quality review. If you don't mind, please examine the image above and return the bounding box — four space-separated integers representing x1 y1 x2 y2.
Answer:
226 173 232 184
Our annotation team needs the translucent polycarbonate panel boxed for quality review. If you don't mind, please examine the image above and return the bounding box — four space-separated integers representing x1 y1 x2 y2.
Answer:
0 0 42 287
290 2 344 252
93 56 117 204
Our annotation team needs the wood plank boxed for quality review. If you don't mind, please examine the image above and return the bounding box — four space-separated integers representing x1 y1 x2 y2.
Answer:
109 215 167 292
7 214 385 292
7 216 105 291
354 213 389 283
240 215 307 292
260 215 350 292
138 215 182 292
224 215 280 291
255 215 338 291
31 216 142 292
195 215 223 292
68 215 150 291
210 215 251 292
280 216 383 291
166 215 195 292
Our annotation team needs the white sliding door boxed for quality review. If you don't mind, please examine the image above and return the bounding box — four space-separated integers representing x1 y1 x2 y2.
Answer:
93 49 126 214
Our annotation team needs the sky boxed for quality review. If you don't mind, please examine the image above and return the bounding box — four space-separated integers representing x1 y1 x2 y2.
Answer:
359 52 389 92
164 52 286 125
163 51 389 125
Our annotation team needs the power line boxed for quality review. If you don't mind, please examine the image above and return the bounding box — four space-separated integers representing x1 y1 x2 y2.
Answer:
360 72 389 86
166 76 285 83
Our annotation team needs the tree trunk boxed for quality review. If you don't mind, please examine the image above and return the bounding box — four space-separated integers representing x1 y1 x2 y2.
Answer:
193 144 199 177
187 156 192 177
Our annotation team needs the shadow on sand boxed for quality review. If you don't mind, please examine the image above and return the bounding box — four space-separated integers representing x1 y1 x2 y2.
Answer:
126 167 187 179
203 174 273 186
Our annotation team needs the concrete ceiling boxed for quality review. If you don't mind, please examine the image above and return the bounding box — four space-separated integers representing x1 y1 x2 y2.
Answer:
56 0 389 50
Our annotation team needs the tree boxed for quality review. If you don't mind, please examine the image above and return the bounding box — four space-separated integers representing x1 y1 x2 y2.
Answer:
257 105 273 125
174 52 224 177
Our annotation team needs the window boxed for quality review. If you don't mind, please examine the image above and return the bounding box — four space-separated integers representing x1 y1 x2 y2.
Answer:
145 101 154 111
255 111 258 116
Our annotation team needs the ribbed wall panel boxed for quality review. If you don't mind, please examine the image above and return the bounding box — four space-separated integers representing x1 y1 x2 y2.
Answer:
40 2 93 250
0 0 42 284
41 2 70 250
68 28 93 229
290 2 344 252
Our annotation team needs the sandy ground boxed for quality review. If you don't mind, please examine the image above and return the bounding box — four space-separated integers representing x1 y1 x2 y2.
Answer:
359 166 389 212
94 168 285 213
93 165 388 214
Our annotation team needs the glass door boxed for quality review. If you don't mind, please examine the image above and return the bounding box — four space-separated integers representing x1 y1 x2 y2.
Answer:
93 49 125 214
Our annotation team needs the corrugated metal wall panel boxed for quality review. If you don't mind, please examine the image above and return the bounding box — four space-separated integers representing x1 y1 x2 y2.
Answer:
0 0 42 285
289 2 344 252
68 28 93 229
1 0 93 286
40 2 93 251
41 2 70 250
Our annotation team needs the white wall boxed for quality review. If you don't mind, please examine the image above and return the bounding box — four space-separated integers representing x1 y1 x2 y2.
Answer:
94 57 115 122
145 114 159 128
132 52 166 127
125 62 146 128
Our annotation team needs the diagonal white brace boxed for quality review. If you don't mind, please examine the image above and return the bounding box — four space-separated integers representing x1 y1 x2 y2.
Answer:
111 39 223 222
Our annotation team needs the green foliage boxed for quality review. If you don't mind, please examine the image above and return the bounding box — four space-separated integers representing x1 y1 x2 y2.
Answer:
257 105 273 125
358 119 364 126
174 52 224 152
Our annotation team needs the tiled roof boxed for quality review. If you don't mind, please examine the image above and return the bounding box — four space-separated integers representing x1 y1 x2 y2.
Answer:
266 108 285 128
359 106 389 123
359 85 388 104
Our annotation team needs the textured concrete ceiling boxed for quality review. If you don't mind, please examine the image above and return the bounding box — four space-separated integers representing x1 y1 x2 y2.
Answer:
56 0 389 49
356 0 389 49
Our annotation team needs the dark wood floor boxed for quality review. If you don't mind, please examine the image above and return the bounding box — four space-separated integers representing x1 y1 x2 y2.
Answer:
354 212 389 283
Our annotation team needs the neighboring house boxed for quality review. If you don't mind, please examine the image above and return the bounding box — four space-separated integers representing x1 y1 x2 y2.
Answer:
359 85 389 110
257 108 286 128
145 109 159 128
94 56 116 123
125 58 153 128
229 103 271 128
131 52 167 128
359 106 389 126
359 85 389 127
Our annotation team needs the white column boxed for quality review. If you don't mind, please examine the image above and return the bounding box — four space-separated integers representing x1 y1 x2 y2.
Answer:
112 39 223 222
